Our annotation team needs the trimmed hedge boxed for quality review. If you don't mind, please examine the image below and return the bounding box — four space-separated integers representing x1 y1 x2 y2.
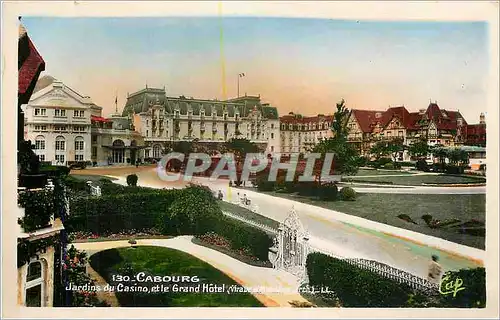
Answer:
306 253 414 307
66 190 179 234
66 182 273 262
306 253 486 308
318 183 338 201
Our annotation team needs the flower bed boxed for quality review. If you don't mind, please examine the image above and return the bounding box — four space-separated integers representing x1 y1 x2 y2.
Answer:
194 232 272 268
70 228 164 242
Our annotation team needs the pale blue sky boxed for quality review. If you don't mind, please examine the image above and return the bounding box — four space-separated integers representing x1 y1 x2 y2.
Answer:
22 17 489 123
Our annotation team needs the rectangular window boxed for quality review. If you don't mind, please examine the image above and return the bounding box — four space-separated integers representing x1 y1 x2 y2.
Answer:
34 140 45 150
73 110 84 117
398 131 404 137
271 133 274 139
25 284 42 307
92 135 97 143
75 141 84 151
55 154 65 163
54 109 66 117
54 125 67 132
37 154 45 162
92 146 97 158
33 125 47 131
55 140 65 151
34 108 46 116
75 154 84 161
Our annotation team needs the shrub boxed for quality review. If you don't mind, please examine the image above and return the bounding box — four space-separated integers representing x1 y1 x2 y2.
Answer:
297 181 320 197
159 186 222 235
66 190 179 234
340 187 356 201
416 159 430 172
318 183 338 201
64 175 89 192
438 268 486 308
213 217 273 261
255 171 275 191
383 162 395 170
18 189 55 232
445 165 465 174
126 174 138 186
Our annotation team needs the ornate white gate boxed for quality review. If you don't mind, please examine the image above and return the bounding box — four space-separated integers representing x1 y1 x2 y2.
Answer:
271 206 310 282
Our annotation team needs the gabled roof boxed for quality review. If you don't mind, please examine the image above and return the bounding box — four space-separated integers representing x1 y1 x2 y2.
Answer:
350 109 379 133
350 103 467 133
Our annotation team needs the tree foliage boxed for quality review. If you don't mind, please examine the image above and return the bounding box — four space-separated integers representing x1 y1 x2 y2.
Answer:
311 99 361 176
408 139 430 159
370 138 405 162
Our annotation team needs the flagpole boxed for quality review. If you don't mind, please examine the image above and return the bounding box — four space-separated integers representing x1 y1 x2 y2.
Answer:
237 75 240 98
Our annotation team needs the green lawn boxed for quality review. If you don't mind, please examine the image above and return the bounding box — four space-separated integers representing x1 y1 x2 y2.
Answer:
346 174 486 186
218 200 280 229
89 246 264 307
257 191 486 249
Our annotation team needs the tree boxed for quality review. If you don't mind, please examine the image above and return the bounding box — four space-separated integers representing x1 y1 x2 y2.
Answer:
447 148 469 166
431 146 448 164
312 99 361 178
370 141 391 160
331 99 350 140
370 138 405 162
173 140 194 156
408 139 430 160
387 138 405 162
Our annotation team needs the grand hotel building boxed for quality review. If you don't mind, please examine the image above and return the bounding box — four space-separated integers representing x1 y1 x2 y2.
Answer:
122 87 281 158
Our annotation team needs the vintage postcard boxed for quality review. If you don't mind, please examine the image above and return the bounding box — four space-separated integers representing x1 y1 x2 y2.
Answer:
2 1 499 319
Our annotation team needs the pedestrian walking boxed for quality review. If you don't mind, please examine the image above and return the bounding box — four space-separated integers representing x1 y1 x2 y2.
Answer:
427 255 443 284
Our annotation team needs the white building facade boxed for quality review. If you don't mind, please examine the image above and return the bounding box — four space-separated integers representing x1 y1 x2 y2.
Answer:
279 112 334 155
23 80 99 165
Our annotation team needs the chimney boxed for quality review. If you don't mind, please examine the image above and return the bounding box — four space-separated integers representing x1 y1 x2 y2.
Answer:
480 113 485 124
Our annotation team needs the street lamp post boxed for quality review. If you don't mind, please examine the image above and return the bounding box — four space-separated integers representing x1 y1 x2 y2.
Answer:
238 73 245 98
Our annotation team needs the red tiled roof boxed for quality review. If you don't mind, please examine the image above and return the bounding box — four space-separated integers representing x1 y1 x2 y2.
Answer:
351 103 467 133
350 110 379 133
380 106 413 128
91 115 112 123
18 37 45 95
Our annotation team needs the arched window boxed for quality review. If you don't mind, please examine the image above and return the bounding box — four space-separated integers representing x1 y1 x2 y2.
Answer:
25 260 44 307
55 136 66 164
74 136 85 161
153 144 162 158
113 139 125 147
34 135 45 150
55 136 65 151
